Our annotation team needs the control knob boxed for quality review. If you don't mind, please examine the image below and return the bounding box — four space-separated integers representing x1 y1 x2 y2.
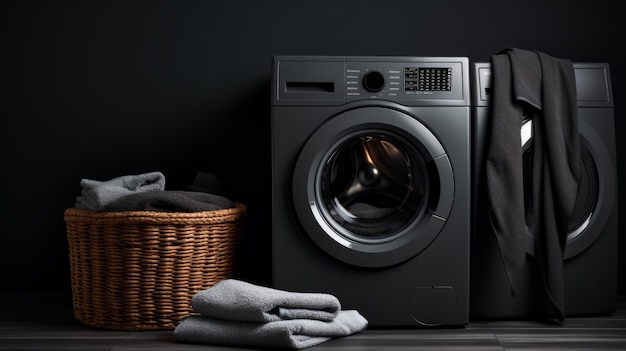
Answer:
363 71 385 92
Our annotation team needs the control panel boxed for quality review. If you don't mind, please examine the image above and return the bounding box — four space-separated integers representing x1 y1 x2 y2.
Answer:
344 60 463 102
273 56 469 106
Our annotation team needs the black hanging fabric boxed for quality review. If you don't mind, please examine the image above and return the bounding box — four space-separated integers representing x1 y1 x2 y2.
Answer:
486 48 580 322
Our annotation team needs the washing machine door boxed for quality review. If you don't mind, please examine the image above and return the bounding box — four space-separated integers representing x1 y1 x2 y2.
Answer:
292 106 454 268
522 118 616 259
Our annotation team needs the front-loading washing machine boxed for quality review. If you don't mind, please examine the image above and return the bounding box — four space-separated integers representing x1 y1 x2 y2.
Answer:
271 56 471 327
471 62 617 318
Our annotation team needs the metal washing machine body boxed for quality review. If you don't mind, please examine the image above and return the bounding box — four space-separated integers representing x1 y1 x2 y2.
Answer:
271 56 471 327
471 62 617 318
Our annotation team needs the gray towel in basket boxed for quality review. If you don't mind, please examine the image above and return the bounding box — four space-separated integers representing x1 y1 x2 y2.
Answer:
190 279 341 323
101 190 234 212
75 171 166 211
174 310 368 350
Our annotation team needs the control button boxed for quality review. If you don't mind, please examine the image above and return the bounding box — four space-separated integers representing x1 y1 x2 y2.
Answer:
363 71 385 92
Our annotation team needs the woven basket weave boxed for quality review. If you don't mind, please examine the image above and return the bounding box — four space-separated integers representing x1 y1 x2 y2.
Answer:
64 203 246 330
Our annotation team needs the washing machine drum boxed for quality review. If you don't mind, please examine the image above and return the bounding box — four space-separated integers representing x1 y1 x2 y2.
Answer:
292 107 455 268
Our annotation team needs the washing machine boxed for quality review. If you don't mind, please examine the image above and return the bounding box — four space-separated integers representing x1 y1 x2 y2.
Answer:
471 62 617 318
271 56 471 327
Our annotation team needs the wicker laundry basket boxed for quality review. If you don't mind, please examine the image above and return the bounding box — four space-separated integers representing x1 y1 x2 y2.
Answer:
64 203 246 330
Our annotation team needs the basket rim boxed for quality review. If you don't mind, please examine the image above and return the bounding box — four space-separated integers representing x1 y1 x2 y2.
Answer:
64 202 246 224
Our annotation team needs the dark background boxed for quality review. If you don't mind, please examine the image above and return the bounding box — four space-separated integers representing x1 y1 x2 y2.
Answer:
1 0 623 296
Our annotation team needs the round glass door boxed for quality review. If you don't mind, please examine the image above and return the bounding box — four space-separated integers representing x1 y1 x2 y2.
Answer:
319 132 429 243
292 107 454 268
521 118 615 259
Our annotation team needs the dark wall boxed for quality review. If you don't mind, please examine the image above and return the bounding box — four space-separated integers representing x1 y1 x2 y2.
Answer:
1 0 623 294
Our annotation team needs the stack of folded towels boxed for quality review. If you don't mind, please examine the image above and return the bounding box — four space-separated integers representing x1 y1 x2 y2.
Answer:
174 279 369 349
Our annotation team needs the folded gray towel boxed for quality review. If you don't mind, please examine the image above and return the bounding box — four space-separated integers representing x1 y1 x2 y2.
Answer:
101 190 234 212
174 310 368 350
191 279 341 323
75 171 166 211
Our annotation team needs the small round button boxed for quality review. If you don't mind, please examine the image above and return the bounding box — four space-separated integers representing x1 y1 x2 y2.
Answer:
363 71 385 92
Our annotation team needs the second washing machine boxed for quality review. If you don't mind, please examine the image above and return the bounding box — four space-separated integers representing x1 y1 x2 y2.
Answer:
272 56 471 327
471 62 617 319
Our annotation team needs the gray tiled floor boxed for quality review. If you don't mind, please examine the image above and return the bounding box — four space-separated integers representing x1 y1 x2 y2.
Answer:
1 293 625 350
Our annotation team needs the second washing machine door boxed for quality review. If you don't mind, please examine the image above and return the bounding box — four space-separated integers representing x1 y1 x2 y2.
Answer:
292 106 454 268
521 117 616 260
